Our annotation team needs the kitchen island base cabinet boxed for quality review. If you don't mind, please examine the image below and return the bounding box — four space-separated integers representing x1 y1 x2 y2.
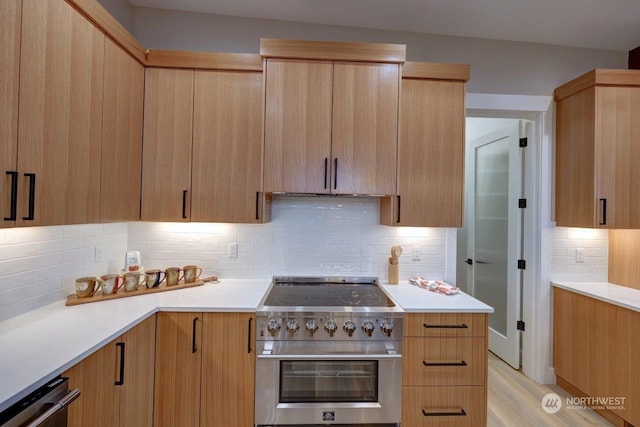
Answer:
403 313 488 427
154 312 255 427
65 315 156 427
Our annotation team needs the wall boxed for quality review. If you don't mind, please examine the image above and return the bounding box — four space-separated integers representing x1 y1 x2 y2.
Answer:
128 197 453 281
0 224 128 323
97 0 135 32
130 6 626 95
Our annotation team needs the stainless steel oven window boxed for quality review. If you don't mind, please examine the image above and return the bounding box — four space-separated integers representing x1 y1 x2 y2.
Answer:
279 360 378 403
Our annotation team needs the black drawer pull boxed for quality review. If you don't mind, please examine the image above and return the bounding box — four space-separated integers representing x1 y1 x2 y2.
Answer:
323 157 328 189
247 317 253 354
333 158 338 190
255 192 260 220
422 360 467 367
422 409 467 417
182 190 188 219
423 323 468 329
4 171 18 221
396 195 401 223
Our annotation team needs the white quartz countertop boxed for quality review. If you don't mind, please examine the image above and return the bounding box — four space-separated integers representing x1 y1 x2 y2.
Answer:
381 281 494 313
551 280 640 312
0 277 492 413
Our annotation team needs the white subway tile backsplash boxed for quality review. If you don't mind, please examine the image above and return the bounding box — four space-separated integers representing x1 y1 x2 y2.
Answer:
0 201 612 323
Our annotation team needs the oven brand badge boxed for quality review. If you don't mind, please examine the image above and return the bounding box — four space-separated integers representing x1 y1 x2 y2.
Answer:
322 411 335 421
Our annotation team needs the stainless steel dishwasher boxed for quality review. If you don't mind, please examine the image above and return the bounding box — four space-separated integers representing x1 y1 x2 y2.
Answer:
0 377 80 427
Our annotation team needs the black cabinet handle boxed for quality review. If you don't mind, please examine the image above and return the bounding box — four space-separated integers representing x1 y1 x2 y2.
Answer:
599 198 607 225
4 171 18 221
422 409 467 417
465 258 473 265
247 317 253 354
423 323 468 329
396 195 401 223
324 158 328 189
333 158 338 190
182 190 188 219
423 360 467 367
255 192 260 221
192 317 199 353
115 342 125 385
23 173 35 221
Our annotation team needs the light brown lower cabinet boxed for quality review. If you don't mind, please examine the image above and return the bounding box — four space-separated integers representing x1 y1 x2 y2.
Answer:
554 287 639 426
154 311 255 427
403 313 488 426
64 315 156 427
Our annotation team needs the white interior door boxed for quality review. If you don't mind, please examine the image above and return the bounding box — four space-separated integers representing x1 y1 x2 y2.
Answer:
466 121 523 369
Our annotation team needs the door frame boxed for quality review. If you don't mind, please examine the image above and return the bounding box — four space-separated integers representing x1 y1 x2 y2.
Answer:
466 93 554 384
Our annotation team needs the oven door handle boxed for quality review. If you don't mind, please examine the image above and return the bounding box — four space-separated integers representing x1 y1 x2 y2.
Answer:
257 352 402 360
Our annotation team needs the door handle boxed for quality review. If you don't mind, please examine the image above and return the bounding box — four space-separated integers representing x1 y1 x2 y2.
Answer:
4 171 18 221
247 317 253 354
25 388 81 427
396 195 401 223
182 190 188 219
324 158 328 189
115 342 125 385
599 198 607 225
192 316 199 353
23 173 36 220
255 192 260 221
465 258 472 265
333 158 338 190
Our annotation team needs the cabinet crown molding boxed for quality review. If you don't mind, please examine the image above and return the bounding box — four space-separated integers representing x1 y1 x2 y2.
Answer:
402 61 470 81
145 50 263 71
260 38 406 63
554 68 640 101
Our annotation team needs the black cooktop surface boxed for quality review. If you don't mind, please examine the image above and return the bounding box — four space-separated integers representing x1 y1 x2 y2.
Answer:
263 279 394 308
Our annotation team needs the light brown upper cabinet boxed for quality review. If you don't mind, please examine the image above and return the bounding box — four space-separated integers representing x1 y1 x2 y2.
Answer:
555 69 640 228
16 0 105 226
141 68 194 222
262 39 404 195
191 69 265 223
381 62 470 227
0 0 21 228
101 39 144 222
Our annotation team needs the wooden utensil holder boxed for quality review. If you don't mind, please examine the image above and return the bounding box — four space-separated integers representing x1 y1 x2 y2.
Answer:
388 262 399 284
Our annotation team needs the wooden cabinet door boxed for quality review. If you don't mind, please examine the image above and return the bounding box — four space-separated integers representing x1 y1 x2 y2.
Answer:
119 316 156 427
392 79 465 226
201 313 255 427
101 39 144 222
0 0 21 228
65 339 120 427
17 0 104 226
192 70 263 223
331 62 399 195
154 312 202 427
595 86 640 228
264 59 333 194
141 68 194 221
556 83 640 228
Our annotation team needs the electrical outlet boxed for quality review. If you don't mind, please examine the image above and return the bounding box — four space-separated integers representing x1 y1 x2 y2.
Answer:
228 243 238 259
412 247 421 262
94 245 103 262
576 247 584 263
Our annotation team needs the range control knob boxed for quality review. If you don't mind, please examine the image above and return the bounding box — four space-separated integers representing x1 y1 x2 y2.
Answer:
305 319 319 336
361 320 375 337
324 320 337 337
267 319 281 337
380 319 394 337
286 319 300 336
343 320 356 337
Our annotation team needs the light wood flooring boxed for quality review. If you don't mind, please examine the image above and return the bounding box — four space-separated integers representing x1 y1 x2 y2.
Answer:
488 352 613 426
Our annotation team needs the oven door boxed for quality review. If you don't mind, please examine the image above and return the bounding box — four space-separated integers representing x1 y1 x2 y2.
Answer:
255 344 401 426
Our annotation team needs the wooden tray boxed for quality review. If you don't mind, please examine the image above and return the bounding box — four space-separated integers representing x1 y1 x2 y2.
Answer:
65 277 217 306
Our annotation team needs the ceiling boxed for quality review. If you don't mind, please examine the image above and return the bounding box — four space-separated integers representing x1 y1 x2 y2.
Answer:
129 0 640 51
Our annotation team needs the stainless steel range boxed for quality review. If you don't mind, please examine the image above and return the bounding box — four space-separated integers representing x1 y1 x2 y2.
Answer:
255 277 404 427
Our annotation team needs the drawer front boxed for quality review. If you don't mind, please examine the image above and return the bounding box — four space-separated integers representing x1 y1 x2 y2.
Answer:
403 386 486 427
403 337 486 386
405 313 487 337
